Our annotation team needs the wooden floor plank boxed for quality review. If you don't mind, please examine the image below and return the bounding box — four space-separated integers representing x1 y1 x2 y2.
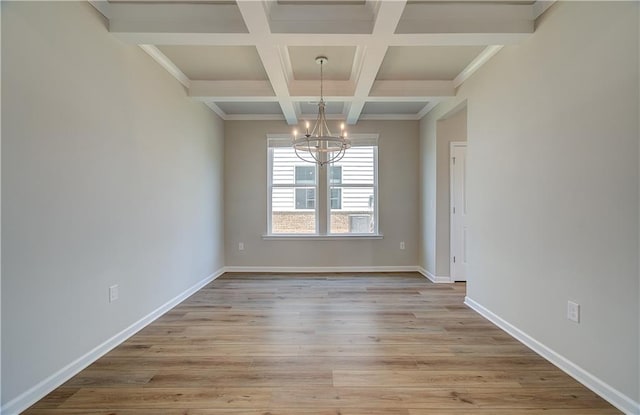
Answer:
22 273 621 414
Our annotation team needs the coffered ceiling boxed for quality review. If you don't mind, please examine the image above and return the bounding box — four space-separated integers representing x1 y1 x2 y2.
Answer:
90 0 552 124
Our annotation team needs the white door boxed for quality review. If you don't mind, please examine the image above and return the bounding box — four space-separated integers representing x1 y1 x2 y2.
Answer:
450 142 467 282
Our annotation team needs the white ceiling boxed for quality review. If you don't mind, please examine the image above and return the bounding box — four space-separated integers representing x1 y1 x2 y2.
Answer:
91 0 551 124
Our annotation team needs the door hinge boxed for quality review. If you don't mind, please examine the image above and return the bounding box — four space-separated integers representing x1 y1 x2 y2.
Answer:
453 256 456 263
452 157 456 164
453 206 456 214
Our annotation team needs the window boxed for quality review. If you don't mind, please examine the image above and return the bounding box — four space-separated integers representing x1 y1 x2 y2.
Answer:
269 147 317 233
295 166 315 184
268 135 378 236
295 188 315 209
329 146 376 234
329 166 342 209
330 188 342 210
294 166 316 209
294 166 341 210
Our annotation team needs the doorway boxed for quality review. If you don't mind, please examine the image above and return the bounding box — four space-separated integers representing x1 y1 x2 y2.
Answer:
450 142 467 282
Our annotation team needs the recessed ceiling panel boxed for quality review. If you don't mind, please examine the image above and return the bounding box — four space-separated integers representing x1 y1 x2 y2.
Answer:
110 0 237 3
299 101 344 115
361 102 427 115
376 46 485 80
215 102 283 115
278 1 365 4
406 0 534 3
157 46 268 81
289 47 356 80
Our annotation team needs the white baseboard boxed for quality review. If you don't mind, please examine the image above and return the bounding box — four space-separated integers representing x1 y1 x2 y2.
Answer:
464 296 640 415
1 267 226 415
223 265 419 273
417 267 452 283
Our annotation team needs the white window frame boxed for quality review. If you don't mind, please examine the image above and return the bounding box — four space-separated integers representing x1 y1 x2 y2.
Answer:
266 133 381 238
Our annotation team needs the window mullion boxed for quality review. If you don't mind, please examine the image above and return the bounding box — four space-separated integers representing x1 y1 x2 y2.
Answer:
318 164 327 234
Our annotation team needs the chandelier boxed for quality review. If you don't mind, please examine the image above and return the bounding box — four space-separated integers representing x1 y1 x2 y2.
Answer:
292 56 351 167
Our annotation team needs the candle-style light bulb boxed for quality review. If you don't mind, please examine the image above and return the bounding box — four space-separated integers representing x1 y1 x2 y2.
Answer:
293 129 298 138
340 122 345 131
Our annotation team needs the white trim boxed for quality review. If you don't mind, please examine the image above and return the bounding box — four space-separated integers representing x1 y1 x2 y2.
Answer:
453 45 503 88
417 267 452 284
266 134 379 236
224 266 418 274
267 135 380 146
139 45 191 89
358 114 422 121
449 141 467 282
224 114 285 121
1 268 226 415
262 234 383 240
533 0 556 19
88 0 111 19
204 102 227 119
464 296 640 415
417 101 440 120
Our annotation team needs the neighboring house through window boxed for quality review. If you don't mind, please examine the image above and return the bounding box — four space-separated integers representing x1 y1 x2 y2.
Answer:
268 134 379 235
294 166 342 210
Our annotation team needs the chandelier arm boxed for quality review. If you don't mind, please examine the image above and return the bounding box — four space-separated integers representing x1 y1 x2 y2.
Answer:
333 149 346 163
294 138 321 165
306 140 322 165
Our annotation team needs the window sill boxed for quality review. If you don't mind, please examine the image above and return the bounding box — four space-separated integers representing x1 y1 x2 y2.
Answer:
262 234 383 241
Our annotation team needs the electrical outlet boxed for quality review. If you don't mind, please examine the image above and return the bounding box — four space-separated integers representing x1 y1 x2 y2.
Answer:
400 241 405 250
238 242 245 251
567 300 580 323
109 285 119 303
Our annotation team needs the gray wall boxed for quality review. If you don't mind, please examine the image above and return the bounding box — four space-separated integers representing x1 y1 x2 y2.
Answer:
225 120 419 268
421 1 639 402
2 1 225 405
418 113 437 274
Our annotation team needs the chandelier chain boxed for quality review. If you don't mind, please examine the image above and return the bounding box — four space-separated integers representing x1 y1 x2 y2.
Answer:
320 58 324 102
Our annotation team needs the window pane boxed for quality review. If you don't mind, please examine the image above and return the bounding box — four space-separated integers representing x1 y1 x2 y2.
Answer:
295 166 316 184
330 188 341 209
331 147 374 185
330 186 374 234
329 166 342 184
273 148 312 185
272 189 316 234
295 188 315 209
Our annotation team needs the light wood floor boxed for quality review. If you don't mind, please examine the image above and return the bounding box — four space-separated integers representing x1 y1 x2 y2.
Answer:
24 272 621 414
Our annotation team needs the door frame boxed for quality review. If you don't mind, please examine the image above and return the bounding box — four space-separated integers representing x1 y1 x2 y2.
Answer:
449 141 467 282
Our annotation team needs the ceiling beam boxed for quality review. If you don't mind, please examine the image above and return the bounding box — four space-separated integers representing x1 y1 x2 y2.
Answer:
453 45 503 88
189 80 453 102
106 1 535 46
139 45 191 88
98 0 536 122
533 1 557 19
236 1 298 124
346 0 407 124
114 32 530 47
